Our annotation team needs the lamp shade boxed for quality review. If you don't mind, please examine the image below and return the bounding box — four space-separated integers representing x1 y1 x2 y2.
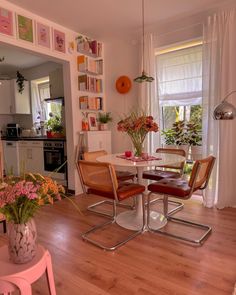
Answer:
213 101 236 120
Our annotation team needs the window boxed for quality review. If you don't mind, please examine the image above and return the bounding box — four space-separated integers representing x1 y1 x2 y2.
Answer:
156 42 203 144
31 77 62 125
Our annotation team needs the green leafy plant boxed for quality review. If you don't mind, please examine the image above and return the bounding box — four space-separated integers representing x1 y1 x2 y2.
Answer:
46 115 64 133
185 121 202 146
16 71 27 94
98 112 112 124
162 120 202 146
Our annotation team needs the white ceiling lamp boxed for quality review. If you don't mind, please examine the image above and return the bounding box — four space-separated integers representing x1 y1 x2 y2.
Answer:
134 0 154 83
213 91 236 120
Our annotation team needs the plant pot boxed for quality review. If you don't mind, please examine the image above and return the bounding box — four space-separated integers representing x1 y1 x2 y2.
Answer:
51 132 65 138
99 123 108 131
8 218 37 264
47 131 53 138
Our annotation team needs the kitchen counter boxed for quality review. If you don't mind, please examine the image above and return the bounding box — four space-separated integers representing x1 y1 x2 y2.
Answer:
1 136 66 141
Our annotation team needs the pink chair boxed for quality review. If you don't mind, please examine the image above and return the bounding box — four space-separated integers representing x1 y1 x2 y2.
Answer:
0 244 56 295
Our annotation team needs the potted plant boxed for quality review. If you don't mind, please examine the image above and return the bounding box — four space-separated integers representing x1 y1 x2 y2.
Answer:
185 121 202 160
98 112 112 130
46 115 64 138
161 120 187 151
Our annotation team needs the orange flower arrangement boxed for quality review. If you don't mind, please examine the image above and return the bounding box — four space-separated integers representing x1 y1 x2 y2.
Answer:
117 111 159 157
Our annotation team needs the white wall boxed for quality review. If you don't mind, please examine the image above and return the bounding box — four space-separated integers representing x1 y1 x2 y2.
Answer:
105 38 139 153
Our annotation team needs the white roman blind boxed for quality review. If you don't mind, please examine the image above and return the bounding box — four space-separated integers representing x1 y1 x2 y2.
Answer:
157 45 202 106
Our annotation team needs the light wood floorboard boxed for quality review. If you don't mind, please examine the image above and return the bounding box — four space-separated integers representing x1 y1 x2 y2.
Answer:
0 194 235 295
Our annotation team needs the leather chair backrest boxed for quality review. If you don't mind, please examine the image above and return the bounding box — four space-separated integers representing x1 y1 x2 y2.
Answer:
156 147 186 171
189 155 216 191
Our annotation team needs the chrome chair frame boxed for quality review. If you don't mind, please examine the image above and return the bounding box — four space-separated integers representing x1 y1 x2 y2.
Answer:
147 156 216 245
81 150 136 218
77 160 146 251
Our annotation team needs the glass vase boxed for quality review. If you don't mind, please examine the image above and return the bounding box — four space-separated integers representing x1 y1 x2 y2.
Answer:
131 140 144 157
8 218 37 264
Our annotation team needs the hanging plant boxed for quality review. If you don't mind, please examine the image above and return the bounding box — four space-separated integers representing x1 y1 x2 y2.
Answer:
16 71 27 94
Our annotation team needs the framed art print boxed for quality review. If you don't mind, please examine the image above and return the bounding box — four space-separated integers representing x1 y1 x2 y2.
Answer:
17 14 34 43
53 29 65 53
36 22 50 48
0 7 13 36
88 113 98 131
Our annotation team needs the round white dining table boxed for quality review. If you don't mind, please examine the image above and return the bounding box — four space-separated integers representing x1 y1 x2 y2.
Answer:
97 153 185 231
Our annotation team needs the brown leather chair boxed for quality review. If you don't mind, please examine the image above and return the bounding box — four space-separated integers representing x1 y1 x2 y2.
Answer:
83 150 136 217
147 155 216 245
143 148 186 181
77 160 146 251
143 148 186 215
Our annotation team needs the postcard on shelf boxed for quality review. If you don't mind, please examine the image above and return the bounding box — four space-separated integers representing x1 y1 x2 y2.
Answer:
36 22 50 48
53 29 65 53
17 14 34 43
0 7 13 36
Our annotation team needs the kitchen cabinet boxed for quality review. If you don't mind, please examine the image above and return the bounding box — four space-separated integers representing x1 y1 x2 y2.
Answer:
83 131 111 153
19 141 44 173
0 80 12 114
2 140 20 175
0 79 30 114
10 79 30 114
49 68 64 98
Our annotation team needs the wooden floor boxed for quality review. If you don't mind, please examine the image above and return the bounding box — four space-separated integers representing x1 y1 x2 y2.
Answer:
0 194 236 295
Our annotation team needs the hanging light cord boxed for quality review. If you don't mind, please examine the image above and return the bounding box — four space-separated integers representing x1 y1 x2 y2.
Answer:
142 0 145 73
133 0 154 82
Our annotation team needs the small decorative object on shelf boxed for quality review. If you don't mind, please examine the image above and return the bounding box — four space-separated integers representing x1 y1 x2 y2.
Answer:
88 112 98 131
0 173 65 264
98 112 112 130
16 71 27 94
81 112 89 131
117 110 159 157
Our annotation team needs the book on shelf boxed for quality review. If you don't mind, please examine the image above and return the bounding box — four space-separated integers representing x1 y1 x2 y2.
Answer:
79 96 102 110
78 75 87 91
77 55 103 75
79 96 88 109
78 74 103 93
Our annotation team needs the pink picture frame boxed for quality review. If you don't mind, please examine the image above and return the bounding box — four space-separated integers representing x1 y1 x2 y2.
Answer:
0 7 13 36
53 29 65 53
36 22 50 48
88 113 98 131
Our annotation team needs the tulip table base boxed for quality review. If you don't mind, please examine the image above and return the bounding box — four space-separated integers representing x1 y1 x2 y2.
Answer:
116 210 167 231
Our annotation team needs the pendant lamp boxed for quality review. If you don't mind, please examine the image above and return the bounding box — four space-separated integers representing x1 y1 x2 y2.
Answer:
134 0 154 83
213 90 236 120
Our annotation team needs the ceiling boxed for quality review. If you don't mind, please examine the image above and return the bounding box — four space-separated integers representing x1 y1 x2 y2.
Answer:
7 0 232 40
0 45 50 76
1 0 233 75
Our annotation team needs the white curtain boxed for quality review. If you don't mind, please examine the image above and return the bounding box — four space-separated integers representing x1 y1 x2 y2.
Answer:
157 45 202 107
202 9 236 208
138 33 160 153
31 81 42 123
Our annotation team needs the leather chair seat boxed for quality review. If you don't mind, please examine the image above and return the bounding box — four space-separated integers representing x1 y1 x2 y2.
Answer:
143 170 181 181
88 182 145 201
148 178 191 199
116 171 135 182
